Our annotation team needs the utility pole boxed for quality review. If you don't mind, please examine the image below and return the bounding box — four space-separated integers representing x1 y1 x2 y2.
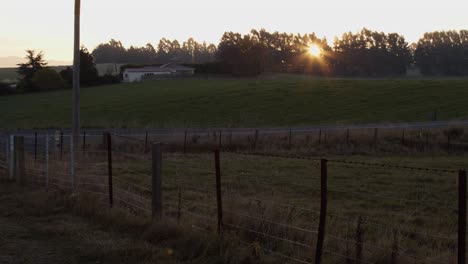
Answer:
71 0 81 190
72 0 81 144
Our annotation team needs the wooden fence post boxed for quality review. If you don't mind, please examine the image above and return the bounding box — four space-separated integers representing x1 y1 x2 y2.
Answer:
152 143 163 219
215 149 224 235
34 132 37 162
315 159 328 264
107 133 113 208
355 217 363 264
14 136 25 185
458 169 466 264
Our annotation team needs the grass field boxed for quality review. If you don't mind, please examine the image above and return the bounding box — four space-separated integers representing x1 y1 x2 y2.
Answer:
63 150 465 263
121 152 465 263
1 78 468 129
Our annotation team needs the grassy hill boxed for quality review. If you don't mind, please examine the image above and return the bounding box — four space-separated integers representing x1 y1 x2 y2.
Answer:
0 78 467 129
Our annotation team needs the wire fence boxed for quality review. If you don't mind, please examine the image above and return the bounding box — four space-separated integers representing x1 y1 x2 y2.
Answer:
0 132 466 264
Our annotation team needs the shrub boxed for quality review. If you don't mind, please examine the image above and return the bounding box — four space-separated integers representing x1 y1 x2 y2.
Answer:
32 68 67 91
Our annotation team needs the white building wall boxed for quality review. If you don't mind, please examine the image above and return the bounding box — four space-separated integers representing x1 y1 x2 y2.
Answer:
123 71 172 82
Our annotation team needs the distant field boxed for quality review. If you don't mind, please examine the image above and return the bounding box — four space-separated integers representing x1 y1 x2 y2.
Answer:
1 78 468 128
0 67 18 82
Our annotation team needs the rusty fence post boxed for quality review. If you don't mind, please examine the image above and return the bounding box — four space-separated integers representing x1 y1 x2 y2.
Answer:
315 159 328 264
215 149 224 235
152 143 163 219
458 169 466 264
107 133 113 208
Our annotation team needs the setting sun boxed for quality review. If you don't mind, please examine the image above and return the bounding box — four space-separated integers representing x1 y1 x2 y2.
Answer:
308 44 322 57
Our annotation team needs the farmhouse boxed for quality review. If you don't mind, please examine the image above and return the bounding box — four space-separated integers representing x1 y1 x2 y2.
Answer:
122 63 195 82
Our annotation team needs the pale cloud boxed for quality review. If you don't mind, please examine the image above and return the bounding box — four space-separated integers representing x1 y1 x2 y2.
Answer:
0 0 467 65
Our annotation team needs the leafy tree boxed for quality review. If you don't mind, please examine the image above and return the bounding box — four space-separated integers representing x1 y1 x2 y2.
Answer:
60 47 99 86
17 50 48 91
414 30 468 75
32 68 66 91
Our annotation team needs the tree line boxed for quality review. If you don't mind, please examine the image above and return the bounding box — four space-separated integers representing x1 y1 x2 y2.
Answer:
92 28 468 76
92 38 217 64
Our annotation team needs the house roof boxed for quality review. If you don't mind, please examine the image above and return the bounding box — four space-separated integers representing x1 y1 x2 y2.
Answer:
160 63 195 71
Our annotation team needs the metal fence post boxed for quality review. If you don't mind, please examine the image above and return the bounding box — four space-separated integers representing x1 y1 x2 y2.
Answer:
14 136 25 185
356 217 363 264
215 149 223 235
254 129 259 150
9 135 14 181
60 131 63 160
45 133 49 190
152 143 163 219
82 130 86 152
34 132 37 162
70 134 75 190
5 134 9 179
318 129 322 146
373 128 378 147
346 129 350 146
107 133 113 208
458 169 466 264
144 131 148 153
218 130 222 149
288 129 292 149
315 159 328 264
183 130 187 154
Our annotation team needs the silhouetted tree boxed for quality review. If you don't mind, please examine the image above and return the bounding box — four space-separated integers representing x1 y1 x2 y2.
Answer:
414 30 468 75
17 50 48 91
60 47 99 85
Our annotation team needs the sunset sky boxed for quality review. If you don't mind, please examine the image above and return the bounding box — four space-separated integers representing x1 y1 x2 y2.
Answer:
0 0 467 66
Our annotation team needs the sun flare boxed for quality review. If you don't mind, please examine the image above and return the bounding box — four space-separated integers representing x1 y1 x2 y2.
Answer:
308 44 322 57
